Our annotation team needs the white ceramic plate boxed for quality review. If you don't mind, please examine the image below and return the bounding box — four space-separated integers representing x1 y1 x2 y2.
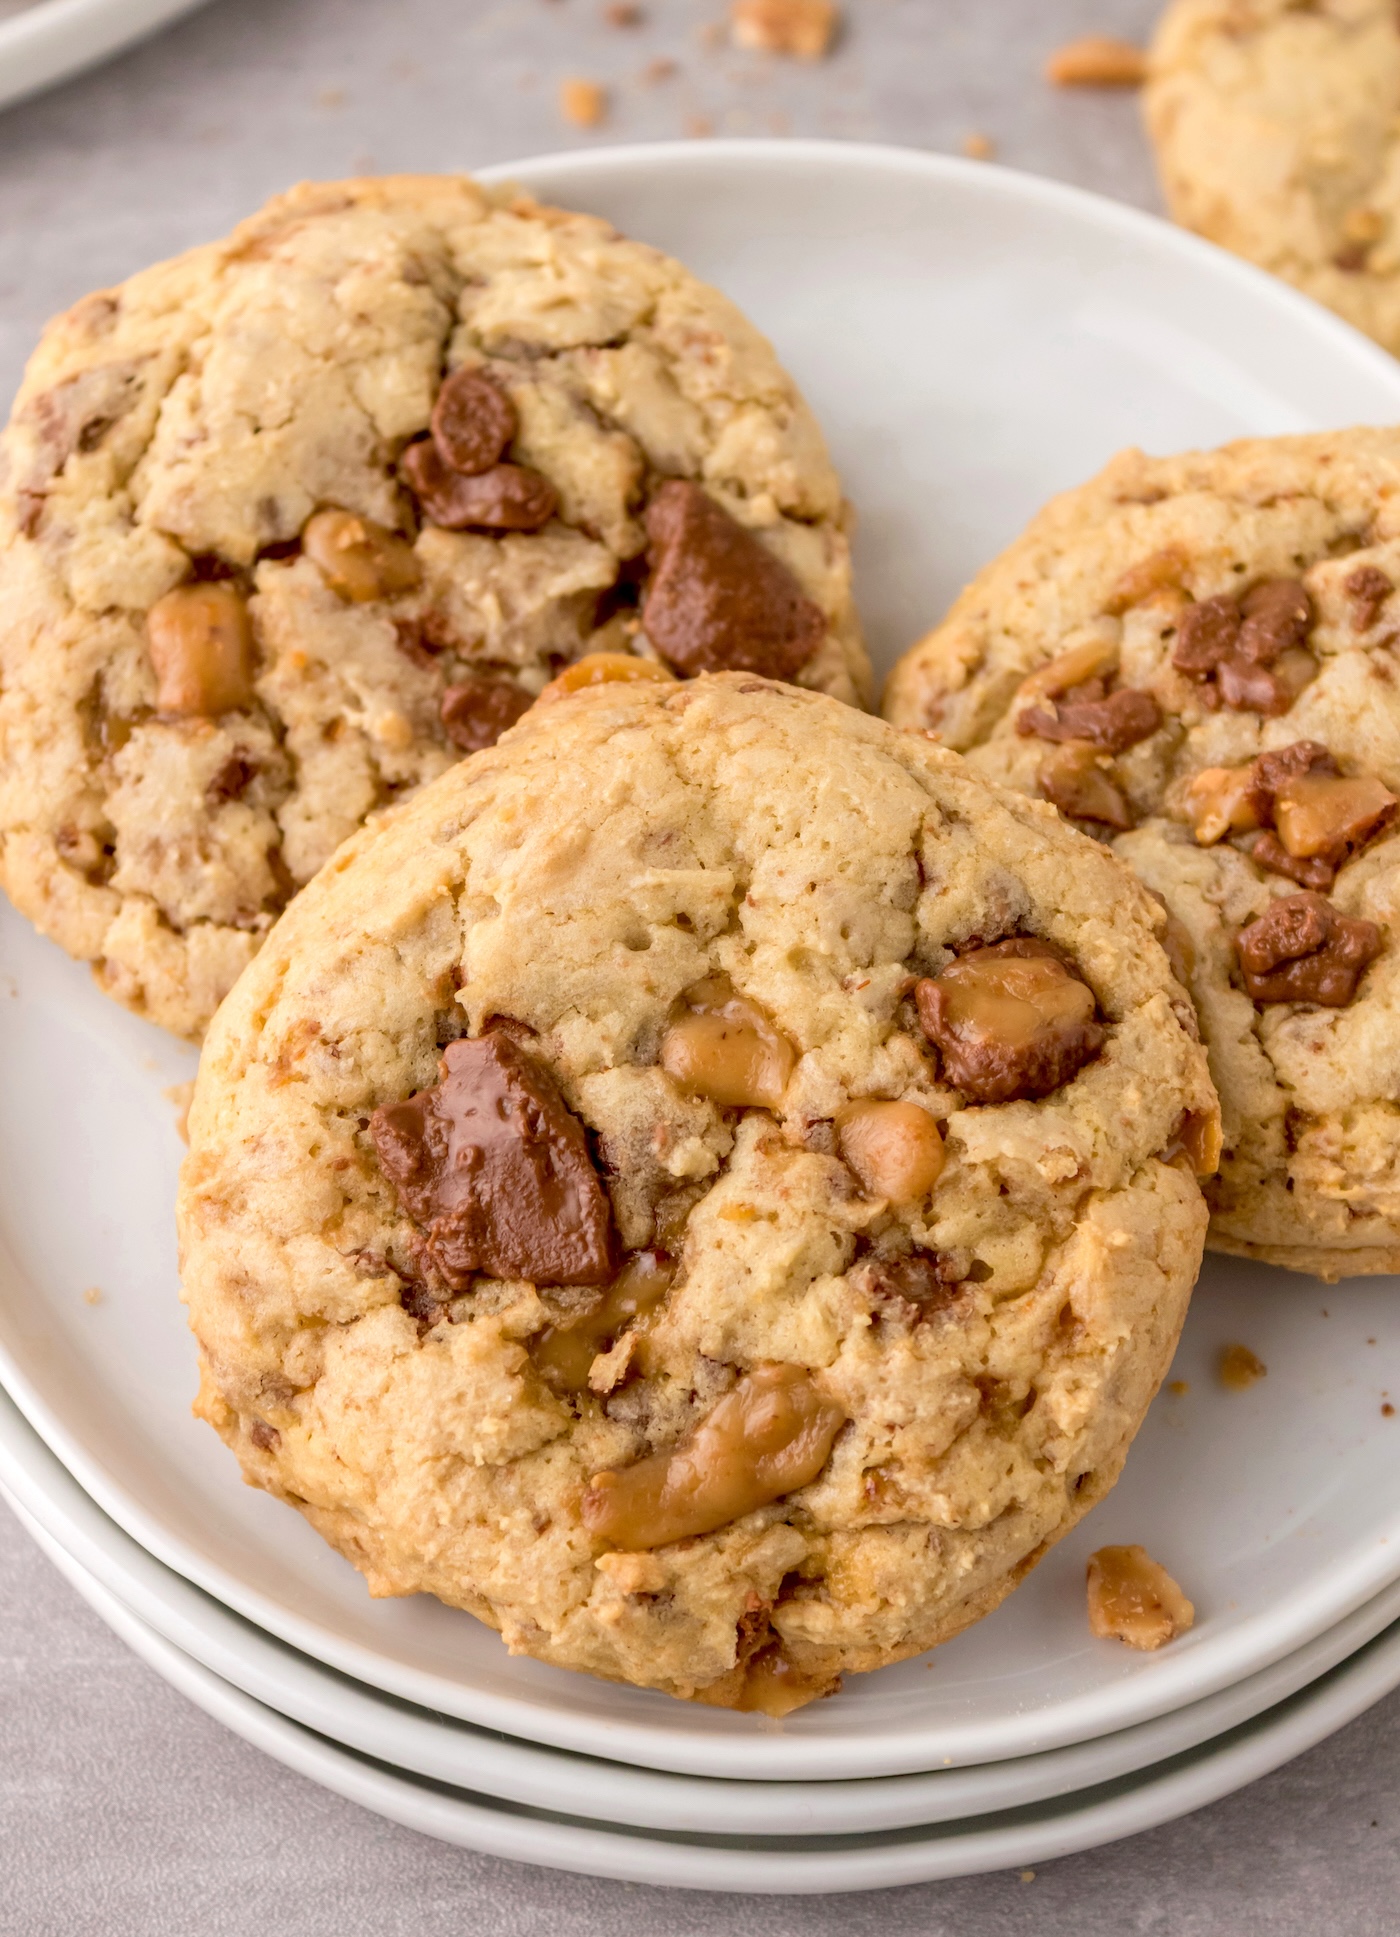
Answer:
28 1507 1400 1893
4 142 1400 1781
7 1386 1400 1839
0 0 209 112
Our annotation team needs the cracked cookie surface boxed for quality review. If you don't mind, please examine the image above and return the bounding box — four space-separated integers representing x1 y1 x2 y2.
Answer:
179 674 1212 1709
0 174 866 1040
885 428 1400 1279
1145 0 1400 355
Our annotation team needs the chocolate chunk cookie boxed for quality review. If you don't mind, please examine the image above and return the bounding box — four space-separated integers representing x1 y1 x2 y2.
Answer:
885 428 1400 1279
0 175 867 1039
1145 1 1400 356
180 674 1213 1711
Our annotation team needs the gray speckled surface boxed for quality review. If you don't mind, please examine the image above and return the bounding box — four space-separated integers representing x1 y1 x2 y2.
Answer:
2 1 1399 1926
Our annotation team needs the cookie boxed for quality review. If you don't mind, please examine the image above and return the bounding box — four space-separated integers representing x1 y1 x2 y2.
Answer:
1145 1 1400 355
179 673 1213 1711
0 175 867 1041
885 428 1400 1279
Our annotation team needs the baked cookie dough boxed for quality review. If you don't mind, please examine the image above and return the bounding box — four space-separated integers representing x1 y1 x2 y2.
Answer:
1145 1 1400 355
885 428 1400 1279
0 174 867 1041
179 674 1213 1711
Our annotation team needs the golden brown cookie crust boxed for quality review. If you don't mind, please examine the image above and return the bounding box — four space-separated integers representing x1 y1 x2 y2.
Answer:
179 675 1212 1708
0 175 866 1040
884 428 1400 1279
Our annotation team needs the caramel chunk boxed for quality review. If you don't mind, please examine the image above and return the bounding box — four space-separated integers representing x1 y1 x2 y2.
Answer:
402 440 558 532
916 939 1104 1104
581 1362 846 1550
1018 685 1161 753
536 652 675 702
147 583 255 716
1046 34 1146 86
1087 1546 1194 1650
532 1249 675 1393
1219 1342 1266 1390
439 676 533 753
1038 741 1133 828
1345 563 1393 631
835 1099 945 1205
1236 892 1382 1006
1164 1107 1224 1178
660 975 797 1109
370 1033 615 1288
1184 765 1261 845
1103 546 1188 615
730 0 838 59
732 1643 840 1717
302 508 421 603
1015 637 1119 700
641 481 825 679
1273 772 1397 866
431 368 516 476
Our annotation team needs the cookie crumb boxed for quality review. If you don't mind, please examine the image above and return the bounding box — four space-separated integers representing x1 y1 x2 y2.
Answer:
1219 1343 1266 1390
603 1 643 21
641 55 677 82
1019 1869 1037 1883
164 1080 196 1145
315 86 345 110
685 111 715 137
1168 1379 1189 1397
1384 1402 1395 1418
1046 35 1146 87
1088 1545 1195 1649
730 0 838 60
83 1286 103 1306
962 132 995 161
560 78 608 127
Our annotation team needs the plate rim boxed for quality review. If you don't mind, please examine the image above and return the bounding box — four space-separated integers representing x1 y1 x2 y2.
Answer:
33 1508 1400 1894
6 136 1400 1781
0 0 211 112
7 1383 1400 1837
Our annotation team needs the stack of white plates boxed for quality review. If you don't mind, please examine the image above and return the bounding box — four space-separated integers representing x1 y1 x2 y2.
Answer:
4 143 1400 1894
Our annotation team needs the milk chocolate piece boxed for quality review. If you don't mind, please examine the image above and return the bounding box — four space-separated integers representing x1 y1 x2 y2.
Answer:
916 939 1104 1104
641 480 825 678
371 1033 615 1287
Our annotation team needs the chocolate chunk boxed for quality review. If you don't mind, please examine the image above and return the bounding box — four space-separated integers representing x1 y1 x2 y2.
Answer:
1215 654 1297 716
440 676 533 752
640 480 826 679
402 440 558 532
1345 563 1393 630
1236 579 1312 665
1173 595 1240 676
1246 832 1336 892
1017 686 1161 752
915 939 1105 1104
431 368 517 475
206 750 258 803
854 1251 968 1325
1245 740 1336 824
370 1033 615 1288
248 1420 280 1451
1235 892 1382 1006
